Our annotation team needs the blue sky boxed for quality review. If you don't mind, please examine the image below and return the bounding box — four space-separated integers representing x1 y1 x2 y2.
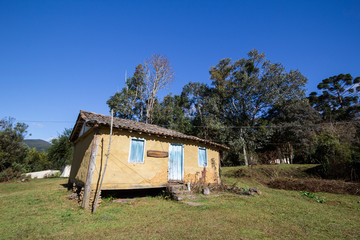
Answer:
1 0 359 141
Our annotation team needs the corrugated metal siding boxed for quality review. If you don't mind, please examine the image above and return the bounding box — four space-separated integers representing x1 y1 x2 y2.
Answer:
168 143 183 181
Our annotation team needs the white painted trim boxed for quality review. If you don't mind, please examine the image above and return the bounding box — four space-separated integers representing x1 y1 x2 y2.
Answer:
128 137 146 164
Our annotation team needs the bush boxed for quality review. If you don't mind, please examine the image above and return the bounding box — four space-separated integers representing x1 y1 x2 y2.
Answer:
0 117 29 181
313 130 358 181
25 148 50 172
0 162 27 182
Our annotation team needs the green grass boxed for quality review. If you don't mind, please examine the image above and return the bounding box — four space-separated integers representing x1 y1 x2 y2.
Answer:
1 167 360 239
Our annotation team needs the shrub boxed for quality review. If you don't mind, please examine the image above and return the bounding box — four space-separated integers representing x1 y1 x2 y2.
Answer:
0 117 29 181
313 130 358 181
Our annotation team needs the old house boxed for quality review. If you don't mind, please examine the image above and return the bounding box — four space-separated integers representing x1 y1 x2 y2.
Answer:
69 110 229 208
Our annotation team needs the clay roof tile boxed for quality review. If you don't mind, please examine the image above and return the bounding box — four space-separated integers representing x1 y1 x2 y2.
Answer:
70 110 229 150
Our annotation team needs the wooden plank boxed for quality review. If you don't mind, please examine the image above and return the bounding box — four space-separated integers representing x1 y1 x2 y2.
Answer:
92 110 114 213
147 150 168 158
82 131 100 209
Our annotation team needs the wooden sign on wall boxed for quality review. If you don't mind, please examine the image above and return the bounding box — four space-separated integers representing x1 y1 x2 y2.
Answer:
147 150 168 158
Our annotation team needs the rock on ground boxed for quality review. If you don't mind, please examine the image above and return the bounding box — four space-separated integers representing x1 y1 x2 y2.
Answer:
25 170 60 179
202 188 210 195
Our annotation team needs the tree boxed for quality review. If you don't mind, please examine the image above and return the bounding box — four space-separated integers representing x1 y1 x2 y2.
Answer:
47 128 73 169
312 126 356 180
107 64 146 121
309 73 360 121
0 117 29 181
144 54 174 123
208 49 307 165
107 55 174 124
181 82 215 137
25 148 50 172
151 93 191 133
264 99 321 164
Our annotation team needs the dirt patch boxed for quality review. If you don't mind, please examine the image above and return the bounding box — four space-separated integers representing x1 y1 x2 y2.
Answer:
268 177 360 195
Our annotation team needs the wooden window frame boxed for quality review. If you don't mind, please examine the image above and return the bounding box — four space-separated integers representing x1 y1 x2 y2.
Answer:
198 147 208 167
128 137 146 164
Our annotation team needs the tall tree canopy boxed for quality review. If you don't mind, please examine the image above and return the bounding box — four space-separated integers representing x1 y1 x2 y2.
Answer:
203 49 308 164
107 54 174 123
144 54 174 123
264 99 321 164
309 73 360 121
107 64 146 120
209 49 307 127
151 93 191 133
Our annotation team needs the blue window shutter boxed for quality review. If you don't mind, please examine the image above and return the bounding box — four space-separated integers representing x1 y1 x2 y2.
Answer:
129 139 145 163
198 147 207 167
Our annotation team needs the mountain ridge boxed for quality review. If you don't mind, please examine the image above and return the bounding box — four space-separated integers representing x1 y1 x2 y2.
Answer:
23 139 51 152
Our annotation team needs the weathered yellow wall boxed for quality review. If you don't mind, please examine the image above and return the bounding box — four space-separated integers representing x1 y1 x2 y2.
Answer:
90 128 221 190
69 129 94 185
183 142 221 184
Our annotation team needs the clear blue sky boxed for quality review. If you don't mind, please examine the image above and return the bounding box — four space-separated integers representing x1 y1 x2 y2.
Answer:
1 0 359 141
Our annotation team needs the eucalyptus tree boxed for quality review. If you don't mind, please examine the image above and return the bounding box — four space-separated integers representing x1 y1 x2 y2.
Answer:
108 55 174 124
144 54 174 124
107 64 146 121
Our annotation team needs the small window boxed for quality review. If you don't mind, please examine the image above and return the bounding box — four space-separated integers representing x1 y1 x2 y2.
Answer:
198 147 207 167
129 138 145 163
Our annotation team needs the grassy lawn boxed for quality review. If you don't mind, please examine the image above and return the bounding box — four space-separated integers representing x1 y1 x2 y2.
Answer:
1 166 360 239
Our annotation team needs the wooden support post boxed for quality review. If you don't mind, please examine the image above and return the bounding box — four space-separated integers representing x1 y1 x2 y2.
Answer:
218 151 223 185
82 130 100 209
92 110 113 213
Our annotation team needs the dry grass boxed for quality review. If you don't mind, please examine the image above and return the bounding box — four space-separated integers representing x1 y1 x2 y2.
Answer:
1 167 360 239
268 177 360 195
223 164 360 195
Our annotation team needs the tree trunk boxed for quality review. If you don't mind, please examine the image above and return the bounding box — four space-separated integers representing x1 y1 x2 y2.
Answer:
240 129 248 166
249 151 253 165
277 147 283 164
288 142 294 164
243 144 248 166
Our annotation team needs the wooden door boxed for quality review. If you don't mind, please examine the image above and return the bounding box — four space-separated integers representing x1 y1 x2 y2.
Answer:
168 143 183 181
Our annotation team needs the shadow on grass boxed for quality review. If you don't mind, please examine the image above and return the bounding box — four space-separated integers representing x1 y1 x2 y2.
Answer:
101 187 167 199
60 183 70 189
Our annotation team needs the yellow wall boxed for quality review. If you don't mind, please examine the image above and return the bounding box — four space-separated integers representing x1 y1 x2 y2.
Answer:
183 142 221 184
89 128 222 190
69 129 95 185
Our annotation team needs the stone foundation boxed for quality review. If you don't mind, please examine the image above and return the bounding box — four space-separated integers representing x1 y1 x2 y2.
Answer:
68 181 102 209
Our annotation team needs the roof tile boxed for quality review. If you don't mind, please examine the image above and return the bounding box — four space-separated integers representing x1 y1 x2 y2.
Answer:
71 110 229 150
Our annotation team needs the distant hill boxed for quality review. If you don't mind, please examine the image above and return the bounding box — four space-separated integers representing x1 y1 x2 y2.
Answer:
23 139 52 152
